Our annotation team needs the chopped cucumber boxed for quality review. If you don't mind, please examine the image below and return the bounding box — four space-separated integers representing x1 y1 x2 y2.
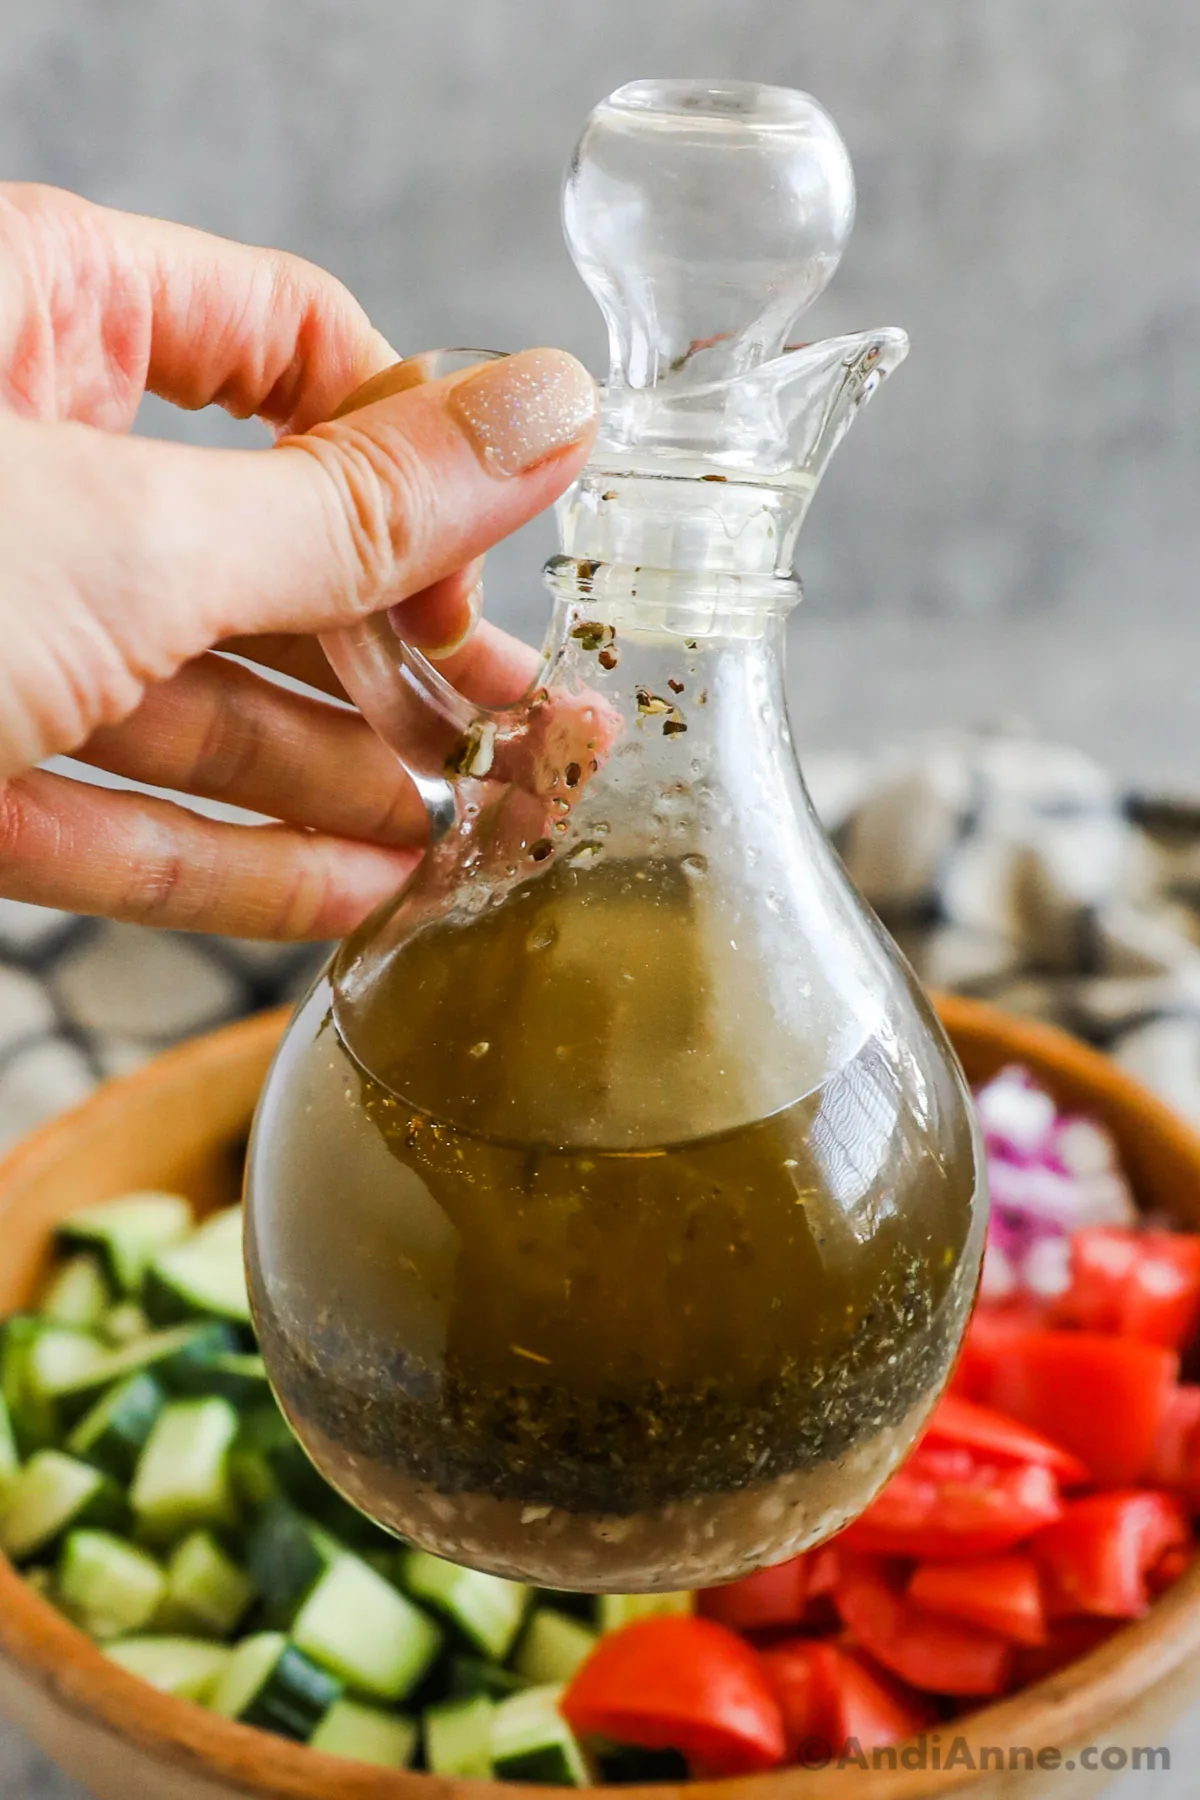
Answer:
47 1322 237 1425
107 1635 232 1703
598 1746 690 1784
131 1398 239 1546
311 1698 419 1768
102 1302 151 1346
56 1530 166 1640
41 1256 111 1330
169 1351 268 1410
246 1501 335 1625
425 1694 495 1778
447 1656 530 1701
0 1452 127 1562
292 1554 443 1703
67 1373 166 1482
0 1391 18 1500
597 1591 694 1632
158 1531 255 1639
515 1610 596 1686
143 1207 250 1328
402 1548 528 1660
491 1684 591 1786
2 1316 57 1453
58 1193 194 1293
210 1631 341 1741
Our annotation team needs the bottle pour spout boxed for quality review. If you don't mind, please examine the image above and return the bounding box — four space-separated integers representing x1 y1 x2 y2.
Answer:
559 80 908 577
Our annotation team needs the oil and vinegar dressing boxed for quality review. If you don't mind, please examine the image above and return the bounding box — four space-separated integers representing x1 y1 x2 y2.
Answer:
247 856 982 1589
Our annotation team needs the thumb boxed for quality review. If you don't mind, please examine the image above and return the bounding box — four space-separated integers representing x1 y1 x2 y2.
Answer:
173 346 599 645
0 348 596 739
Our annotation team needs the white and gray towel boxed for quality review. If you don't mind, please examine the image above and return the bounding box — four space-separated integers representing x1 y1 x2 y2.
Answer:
3 728 1200 1155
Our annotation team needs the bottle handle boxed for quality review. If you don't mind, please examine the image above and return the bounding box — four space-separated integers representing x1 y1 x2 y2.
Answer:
316 350 509 841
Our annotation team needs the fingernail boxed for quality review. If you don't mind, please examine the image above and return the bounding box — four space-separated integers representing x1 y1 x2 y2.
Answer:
426 580 485 662
451 348 597 477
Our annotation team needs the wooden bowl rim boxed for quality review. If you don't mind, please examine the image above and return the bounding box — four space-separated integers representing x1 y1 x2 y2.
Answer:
1 996 1199 1798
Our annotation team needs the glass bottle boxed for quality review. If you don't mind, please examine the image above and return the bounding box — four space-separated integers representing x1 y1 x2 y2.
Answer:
245 79 987 1591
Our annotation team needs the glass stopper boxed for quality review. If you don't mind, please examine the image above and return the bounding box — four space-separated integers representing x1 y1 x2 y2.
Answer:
563 79 856 393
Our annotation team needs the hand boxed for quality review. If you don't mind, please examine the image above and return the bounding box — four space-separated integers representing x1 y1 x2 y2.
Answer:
0 184 598 937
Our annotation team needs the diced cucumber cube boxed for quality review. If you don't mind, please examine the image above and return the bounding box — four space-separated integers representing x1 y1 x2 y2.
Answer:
56 1530 165 1640
0 1391 18 1500
492 1684 591 1786
515 1609 597 1686
597 1590 694 1632
102 1303 151 1347
169 1351 269 1410
107 1635 232 1703
311 1698 419 1768
41 1256 111 1330
425 1695 494 1777
48 1323 236 1426
246 1501 335 1625
402 1548 529 1660
292 1554 443 1703
447 1655 529 1701
158 1530 255 1639
0 1452 127 1562
143 1207 250 1327
2 1316 57 1453
210 1631 341 1741
58 1193 194 1294
131 1398 239 1547
67 1373 166 1482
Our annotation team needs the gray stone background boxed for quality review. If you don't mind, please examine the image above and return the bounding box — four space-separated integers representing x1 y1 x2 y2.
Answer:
2 0 1200 1792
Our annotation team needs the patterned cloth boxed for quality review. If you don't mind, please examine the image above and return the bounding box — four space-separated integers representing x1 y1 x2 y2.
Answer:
3 728 1200 1155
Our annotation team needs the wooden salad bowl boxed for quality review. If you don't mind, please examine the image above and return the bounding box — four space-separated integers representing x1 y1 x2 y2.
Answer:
1 997 1199 1800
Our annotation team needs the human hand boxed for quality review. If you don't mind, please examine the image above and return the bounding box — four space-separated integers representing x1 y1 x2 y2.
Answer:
0 185 598 937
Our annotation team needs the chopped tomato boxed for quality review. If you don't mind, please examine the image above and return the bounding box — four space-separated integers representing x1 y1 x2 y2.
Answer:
1056 1227 1200 1352
833 1557 1013 1696
907 1554 1047 1646
1148 1541 1195 1595
950 1302 1050 1401
1144 1385 1200 1492
807 1546 841 1597
699 1556 808 1634
561 1616 786 1776
923 1392 1088 1485
1032 1491 1190 1619
839 1441 1062 1559
1013 1618 1120 1686
760 1638 934 1759
981 1330 1179 1487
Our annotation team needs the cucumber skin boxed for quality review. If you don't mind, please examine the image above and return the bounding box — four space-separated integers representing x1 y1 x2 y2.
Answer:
241 1643 343 1742
67 1373 167 1482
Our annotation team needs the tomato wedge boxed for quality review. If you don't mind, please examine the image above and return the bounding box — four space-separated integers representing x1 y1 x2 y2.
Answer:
923 1393 1088 1485
760 1638 934 1758
833 1557 1013 1696
981 1330 1179 1487
561 1616 786 1775
699 1556 808 1634
908 1554 1047 1646
1032 1490 1190 1619
1056 1227 1200 1352
839 1441 1062 1559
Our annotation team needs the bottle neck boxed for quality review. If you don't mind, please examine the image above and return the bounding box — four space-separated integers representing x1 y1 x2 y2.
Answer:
532 563 807 872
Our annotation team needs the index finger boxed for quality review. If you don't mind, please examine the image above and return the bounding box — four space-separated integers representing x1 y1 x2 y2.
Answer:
0 182 395 431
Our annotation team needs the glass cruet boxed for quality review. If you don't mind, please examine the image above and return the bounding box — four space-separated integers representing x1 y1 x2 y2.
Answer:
244 78 988 1591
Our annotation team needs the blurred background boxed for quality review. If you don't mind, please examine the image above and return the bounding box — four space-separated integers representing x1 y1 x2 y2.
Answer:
3 0 1197 790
